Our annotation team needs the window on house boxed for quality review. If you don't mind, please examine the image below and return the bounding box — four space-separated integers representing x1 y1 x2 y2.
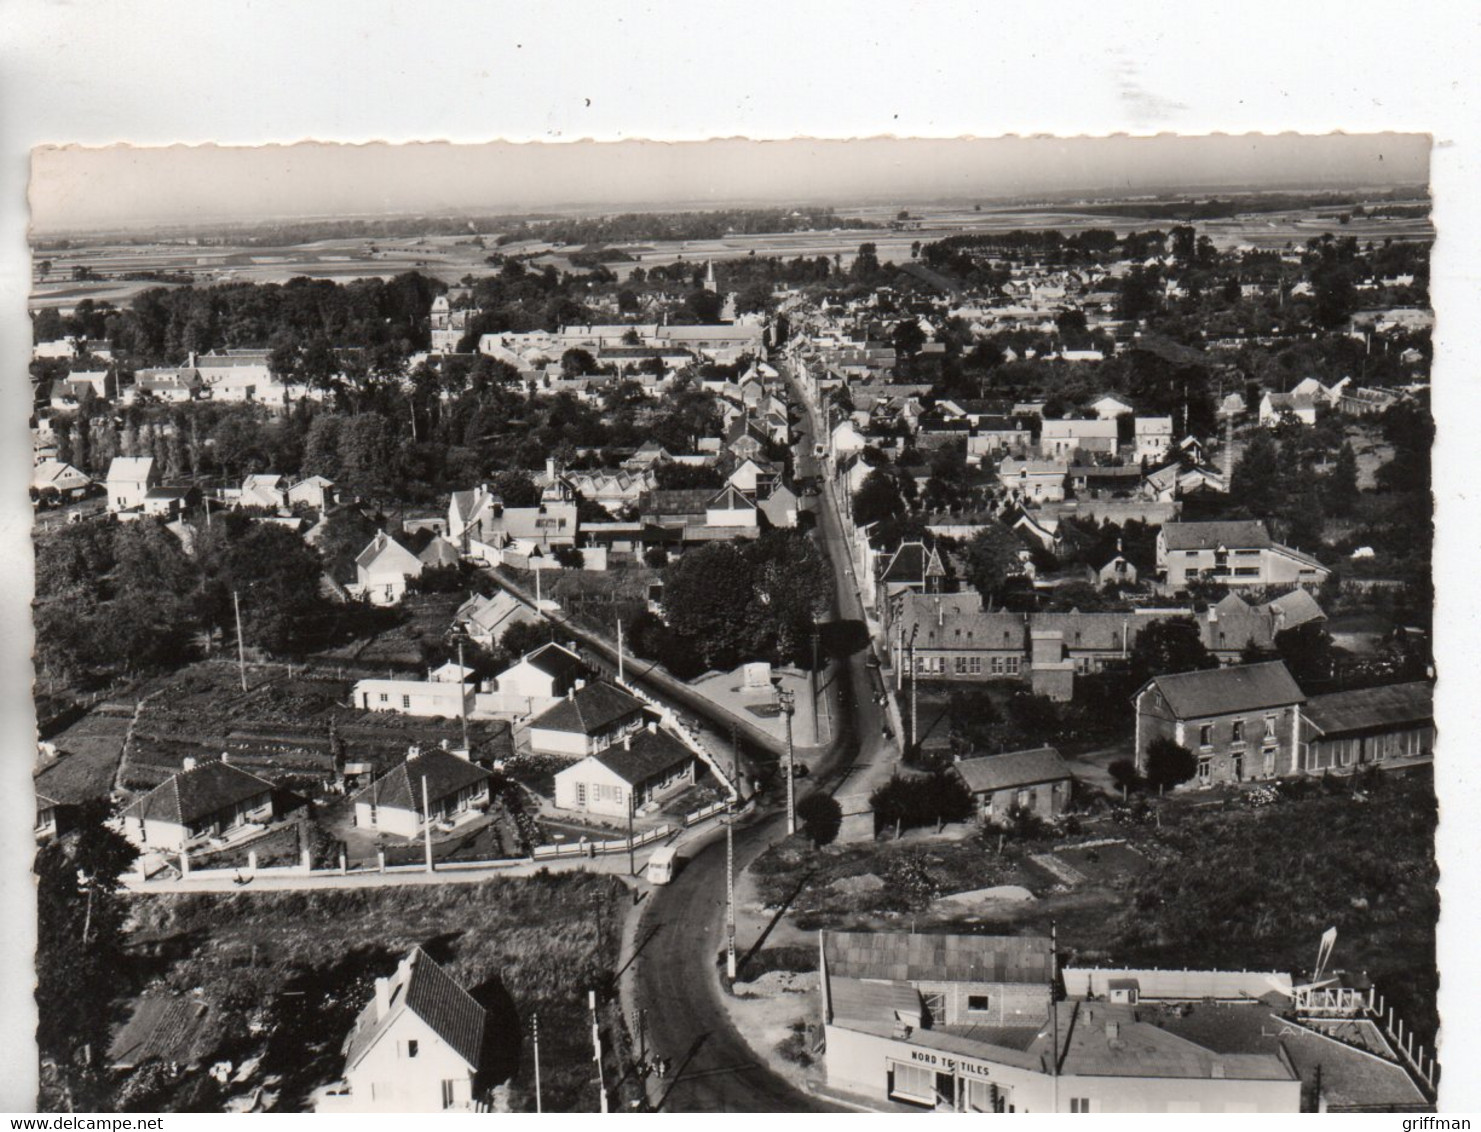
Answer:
1264 715 1277 739
967 994 991 1012
1005 656 1020 676
402 695 411 709
1070 1098 1091 1113
1231 720 1244 743
1197 755 1212 783
890 1061 935 1106
379 693 388 703
990 656 1004 675
407 1039 419 1058
955 656 967 675
1015 789 1030 809
921 991 946 1026
441 1079 456 1109
1184 568 1199 580
1199 724 1213 747
1234 566 1260 577
969 657 982 675
576 783 586 805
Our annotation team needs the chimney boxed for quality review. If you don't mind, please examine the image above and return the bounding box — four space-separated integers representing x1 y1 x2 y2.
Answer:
407 744 421 761
373 976 391 1020
182 756 197 772
546 457 557 480
623 734 631 751
219 751 230 765
1207 606 1218 624
574 677 586 692
647 719 657 733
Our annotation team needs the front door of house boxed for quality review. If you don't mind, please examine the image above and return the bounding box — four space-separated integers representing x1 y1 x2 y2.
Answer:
1232 752 1244 781
935 1072 955 1111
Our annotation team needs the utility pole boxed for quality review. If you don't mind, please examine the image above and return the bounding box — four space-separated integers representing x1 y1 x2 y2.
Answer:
726 723 738 981
1050 920 1060 1113
590 989 609 1113
532 1012 543 1113
422 775 434 874
775 684 797 835
627 787 635 878
456 632 470 754
617 618 625 684
908 623 919 753
232 589 248 692
810 625 821 741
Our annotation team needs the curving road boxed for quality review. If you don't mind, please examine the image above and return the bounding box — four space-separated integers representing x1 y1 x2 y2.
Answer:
631 356 892 1112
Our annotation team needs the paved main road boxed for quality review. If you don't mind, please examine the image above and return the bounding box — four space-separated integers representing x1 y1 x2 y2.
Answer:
632 358 891 1112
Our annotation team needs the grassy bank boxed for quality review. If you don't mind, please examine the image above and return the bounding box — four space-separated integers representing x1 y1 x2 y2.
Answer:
117 872 633 1112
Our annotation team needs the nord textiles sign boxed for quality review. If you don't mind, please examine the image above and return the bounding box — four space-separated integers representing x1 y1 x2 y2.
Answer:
908 1049 996 1081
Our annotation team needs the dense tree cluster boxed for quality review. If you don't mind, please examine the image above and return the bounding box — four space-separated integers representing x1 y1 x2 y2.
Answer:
493 207 879 248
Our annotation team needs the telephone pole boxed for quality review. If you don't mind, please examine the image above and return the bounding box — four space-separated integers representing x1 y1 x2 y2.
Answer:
590 989 609 1113
422 775 434 874
532 1012 543 1113
908 623 919 753
774 684 797 835
232 589 247 692
726 723 738 981
455 632 470 754
617 618 625 683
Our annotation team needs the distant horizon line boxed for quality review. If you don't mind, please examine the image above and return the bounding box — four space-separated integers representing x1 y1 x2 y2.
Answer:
31 179 1432 239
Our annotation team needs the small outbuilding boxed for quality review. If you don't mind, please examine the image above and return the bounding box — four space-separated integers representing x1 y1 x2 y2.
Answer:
953 747 1074 824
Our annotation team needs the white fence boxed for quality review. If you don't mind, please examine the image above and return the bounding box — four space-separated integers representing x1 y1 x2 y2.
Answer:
1063 965 1293 1001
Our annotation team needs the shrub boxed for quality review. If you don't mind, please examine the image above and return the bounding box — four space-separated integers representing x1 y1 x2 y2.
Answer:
797 792 843 847
1144 737 1196 791
870 771 974 834
1108 758 1143 793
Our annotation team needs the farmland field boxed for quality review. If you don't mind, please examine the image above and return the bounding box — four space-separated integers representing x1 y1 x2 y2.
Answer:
30 197 1432 310
114 873 637 1112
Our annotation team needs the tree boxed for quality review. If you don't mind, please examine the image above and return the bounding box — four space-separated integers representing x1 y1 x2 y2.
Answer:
560 347 598 378
1230 431 1283 518
892 319 926 357
212 523 327 654
851 468 904 529
681 288 723 324
500 618 555 659
963 523 1022 610
797 792 843 847
1144 736 1197 790
662 542 756 669
315 507 381 583
1325 441 1360 517
1276 622 1337 689
851 242 881 280
35 802 138 1072
1129 617 1217 684
489 469 540 507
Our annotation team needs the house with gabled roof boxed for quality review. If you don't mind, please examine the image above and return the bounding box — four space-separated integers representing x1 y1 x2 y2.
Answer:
238 473 288 510
1134 661 1306 786
320 947 486 1112
106 456 158 512
32 458 92 500
120 756 277 852
953 747 1074 824
1088 393 1135 419
353 531 425 605
705 484 759 528
352 746 493 838
527 680 649 759
496 642 587 703
757 482 801 529
287 474 338 511
418 535 462 569
1259 390 1318 427
1156 520 1330 591
552 723 698 818
453 590 537 649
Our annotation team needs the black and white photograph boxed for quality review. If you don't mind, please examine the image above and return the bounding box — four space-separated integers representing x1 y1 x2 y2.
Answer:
2 1 1476 1120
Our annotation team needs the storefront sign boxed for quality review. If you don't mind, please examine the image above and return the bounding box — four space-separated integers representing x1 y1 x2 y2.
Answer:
908 1048 996 1081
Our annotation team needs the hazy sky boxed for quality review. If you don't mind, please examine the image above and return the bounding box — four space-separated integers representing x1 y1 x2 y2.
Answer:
30 133 1430 234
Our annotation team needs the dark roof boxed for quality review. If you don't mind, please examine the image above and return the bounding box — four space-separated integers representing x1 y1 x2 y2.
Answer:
823 930 1052 985
954 748 1072 794
589 727 695 785
1160 520 1272 552
121 759 274 826
639 488 711 517
879 540 946 584
351 749 492 814
342 948 485 1072
1302 682 1433 737
530 681 646 736
521 642 586 682
1146 661 1305 719
418 536 461 567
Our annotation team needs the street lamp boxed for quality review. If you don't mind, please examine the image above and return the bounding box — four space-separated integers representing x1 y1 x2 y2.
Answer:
771 676 797 836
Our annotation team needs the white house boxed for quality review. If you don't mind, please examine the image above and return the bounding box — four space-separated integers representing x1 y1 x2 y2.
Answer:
320 947 485 1113
119 757 276 853
552 724 697 819
1038 418 1119 461
1088 393 1135 419
496 642 586 703
351 747 493 839
1133 416 1174 464
527 681 649 759
830 419 868 460
287 475 338 511
353 532 424 605
1259 391 1318 427
239 473 288 510
1157 520 1331 590
105 456 158 512
32 459 92 499
999 458 1067 503
705 484 759 528
453 591 536 649
353 675 471 719
758 483 801 529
